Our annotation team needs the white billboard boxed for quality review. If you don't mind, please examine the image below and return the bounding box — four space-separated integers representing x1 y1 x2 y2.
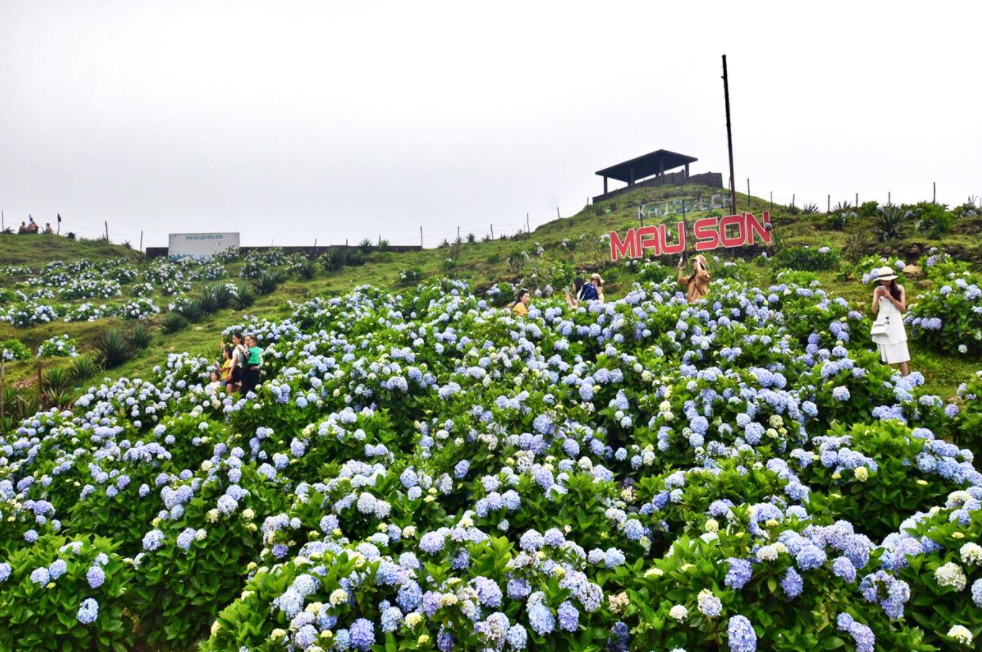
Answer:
168 232 240 261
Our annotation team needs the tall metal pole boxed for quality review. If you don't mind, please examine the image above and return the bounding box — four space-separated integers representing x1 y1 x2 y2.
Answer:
722 55 737 213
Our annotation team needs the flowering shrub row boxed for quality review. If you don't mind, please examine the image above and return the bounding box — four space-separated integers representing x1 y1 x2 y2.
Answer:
0 277 980 652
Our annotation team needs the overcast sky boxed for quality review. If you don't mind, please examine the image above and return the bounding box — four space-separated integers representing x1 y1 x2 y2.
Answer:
1 1 980 249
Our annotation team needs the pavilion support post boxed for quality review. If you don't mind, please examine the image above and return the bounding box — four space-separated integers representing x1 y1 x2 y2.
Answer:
603 176 608 194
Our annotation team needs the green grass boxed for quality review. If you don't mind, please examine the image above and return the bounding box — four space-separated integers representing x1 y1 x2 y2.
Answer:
0 233 143 266
1 185 980 407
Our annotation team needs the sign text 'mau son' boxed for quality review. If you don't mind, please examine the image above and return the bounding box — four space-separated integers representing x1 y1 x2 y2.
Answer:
609 212 772 262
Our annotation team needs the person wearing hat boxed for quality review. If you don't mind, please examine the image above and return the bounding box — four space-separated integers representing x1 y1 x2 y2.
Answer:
590 273 605 303
870 265 910 376
678 254 711 303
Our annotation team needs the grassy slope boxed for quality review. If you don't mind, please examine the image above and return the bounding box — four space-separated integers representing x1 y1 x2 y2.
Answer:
1 184 979 400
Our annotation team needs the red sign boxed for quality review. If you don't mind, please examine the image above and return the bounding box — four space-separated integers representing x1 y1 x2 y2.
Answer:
609 212 771 262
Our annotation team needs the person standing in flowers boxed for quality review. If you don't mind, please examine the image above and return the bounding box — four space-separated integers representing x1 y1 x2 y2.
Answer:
227 331 248 396
240 334 263 395
678 254 711 303
566 277 598 309
511 289 531 317
590 273 605 303
870 265 910 377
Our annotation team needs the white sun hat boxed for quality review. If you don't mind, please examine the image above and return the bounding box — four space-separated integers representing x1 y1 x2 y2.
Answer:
874 265 898 281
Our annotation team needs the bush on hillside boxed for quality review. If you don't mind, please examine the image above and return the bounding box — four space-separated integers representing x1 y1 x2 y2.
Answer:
773 245 841 271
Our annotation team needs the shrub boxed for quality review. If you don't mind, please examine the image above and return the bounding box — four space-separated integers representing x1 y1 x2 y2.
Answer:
1 338 31 362
0 535 136 651
908 202 954 237
907 276 982 355
128 323 154 351
162 311 190 333
36 334 78 359
399 268 423 286
69 357 99 384
773 245 841 271
872 205 913 241
93 328 132 369
233 283 256 309
295 258 318 280
197 287 220 315
254 272 279 296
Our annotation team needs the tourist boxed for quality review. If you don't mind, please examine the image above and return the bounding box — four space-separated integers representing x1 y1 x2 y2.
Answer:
870 265 910 377
219 344 233 390
678 254 711 303
566 277 598 309
590 273 605 303
18 222 27 234
44 223 54 234
241 334 263 395
206 370 222 394
26 218 38 233
511 289 531 317
227 332 248 396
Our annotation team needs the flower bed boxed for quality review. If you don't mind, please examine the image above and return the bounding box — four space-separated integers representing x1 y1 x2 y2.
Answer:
0 278 980 652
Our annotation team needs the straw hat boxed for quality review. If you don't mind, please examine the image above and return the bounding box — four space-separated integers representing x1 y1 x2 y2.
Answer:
874 265 898 281
590 273 604 285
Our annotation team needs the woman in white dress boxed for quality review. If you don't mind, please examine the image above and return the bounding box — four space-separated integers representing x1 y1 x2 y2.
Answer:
870 266 910 377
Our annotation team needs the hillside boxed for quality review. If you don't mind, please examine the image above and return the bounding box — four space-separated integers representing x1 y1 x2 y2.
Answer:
1 183 981 423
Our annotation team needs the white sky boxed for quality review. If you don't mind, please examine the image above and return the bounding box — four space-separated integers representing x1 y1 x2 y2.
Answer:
1 1 980 249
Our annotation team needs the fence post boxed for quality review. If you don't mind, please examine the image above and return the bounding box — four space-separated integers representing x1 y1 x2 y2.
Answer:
770 192 773 211
827 195 830 213
557 207 560 219
747 178 750 203
888 192 891 205
420 226 423 247
104 221 109 240
526 213 530 233
140 231 143 252
855 193 859 211
490 224 494 239
792 194 795 208
933 182 936 203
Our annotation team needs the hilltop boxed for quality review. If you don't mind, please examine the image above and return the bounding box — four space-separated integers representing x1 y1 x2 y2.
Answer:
1 183 981 422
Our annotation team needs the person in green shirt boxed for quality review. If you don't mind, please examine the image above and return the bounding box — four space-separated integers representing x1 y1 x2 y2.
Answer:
241 334 263 395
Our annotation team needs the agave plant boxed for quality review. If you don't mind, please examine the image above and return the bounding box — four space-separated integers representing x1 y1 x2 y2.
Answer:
832 201 854 213
212 283 235 308
197 287 220 314
296 258 318 280
320 248 346 272
69 357 100 384
802 203 820 215
254 271 279 296
233 282 256 308
873 205 913 241
93 327 131 369
128 323 154 351
180 298 204 323
377 238 390 252
358 238 374 254
162 311 190 333
42 366 72 396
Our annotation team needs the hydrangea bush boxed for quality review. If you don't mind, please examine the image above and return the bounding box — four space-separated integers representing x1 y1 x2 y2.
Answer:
1 278 981 652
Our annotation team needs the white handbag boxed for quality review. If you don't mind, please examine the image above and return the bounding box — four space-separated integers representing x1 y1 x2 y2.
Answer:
870 318 888 336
